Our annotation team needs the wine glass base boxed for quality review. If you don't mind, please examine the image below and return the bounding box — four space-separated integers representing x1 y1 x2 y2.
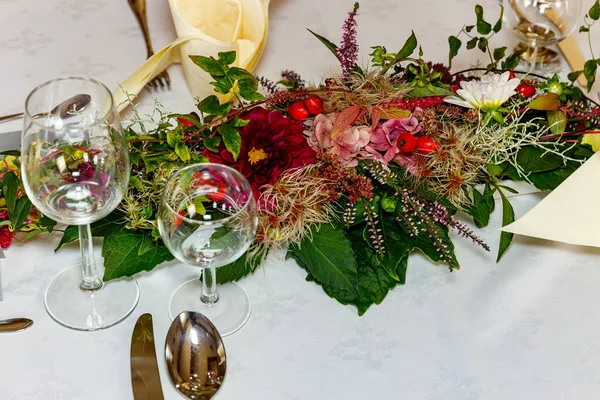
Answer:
168 278 251 337
44 262 139 331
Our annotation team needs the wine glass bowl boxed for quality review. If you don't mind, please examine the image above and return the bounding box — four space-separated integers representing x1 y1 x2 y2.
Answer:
158 164 258 336
21 77 138 331
503 0 582 71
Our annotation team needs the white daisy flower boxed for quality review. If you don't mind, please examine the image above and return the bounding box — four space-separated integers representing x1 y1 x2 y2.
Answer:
444 72 521 112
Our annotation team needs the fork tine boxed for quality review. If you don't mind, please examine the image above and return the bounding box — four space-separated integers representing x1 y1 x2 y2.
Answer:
147 79 157 89
163 72 171 87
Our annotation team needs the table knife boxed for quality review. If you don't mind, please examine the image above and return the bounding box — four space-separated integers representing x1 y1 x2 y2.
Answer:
131 313 165 400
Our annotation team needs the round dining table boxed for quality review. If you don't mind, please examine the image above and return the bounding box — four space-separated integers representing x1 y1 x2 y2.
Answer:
1 0 600 399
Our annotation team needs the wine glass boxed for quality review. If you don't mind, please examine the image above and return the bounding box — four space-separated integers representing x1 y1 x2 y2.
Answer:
503 0 582 72
158 164 258 336
21 77 138 331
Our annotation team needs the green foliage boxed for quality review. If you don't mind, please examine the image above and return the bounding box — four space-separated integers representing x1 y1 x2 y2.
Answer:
496 189 514 262
216 250 268 284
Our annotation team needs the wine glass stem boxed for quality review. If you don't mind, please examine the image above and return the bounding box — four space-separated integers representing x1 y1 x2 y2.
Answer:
78 224 102 291
201 266 219 304
529 43 538 73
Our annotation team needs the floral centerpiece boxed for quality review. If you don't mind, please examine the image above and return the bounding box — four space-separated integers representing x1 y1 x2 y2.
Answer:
4 3 600 314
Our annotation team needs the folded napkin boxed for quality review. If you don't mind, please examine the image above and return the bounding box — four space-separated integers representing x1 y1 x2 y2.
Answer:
502 150 600 247
114 0 270 112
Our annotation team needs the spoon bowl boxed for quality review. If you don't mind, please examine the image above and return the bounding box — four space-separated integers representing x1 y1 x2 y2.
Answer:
0 93 92 124
165 311 226 399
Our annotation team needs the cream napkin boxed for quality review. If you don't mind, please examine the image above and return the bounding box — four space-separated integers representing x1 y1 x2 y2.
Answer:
502 151 600 247
114 0 270 112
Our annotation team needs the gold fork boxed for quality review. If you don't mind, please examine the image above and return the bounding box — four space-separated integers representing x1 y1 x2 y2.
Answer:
127 0 170 88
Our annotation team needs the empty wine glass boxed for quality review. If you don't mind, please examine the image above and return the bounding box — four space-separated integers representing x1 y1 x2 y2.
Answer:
21 77 138 331
504 0 582 72
158 164 257 336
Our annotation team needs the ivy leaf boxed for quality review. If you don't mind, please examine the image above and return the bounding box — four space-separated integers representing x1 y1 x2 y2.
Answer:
197 95 231 116
217 51 236 65
584 59 597 91
396 31 418 60
580 26 590 33
475 5 492 35
307 29 340 61
493 46 507 61
465 25 475 33
174 142 191 162
478 37 488 53
227 67 255 81
238 78 264 101
448 35 462 66
218 124 242 161
493 5 504 32
102 230 174 281
590 0 600 20
189 55 225 77
466 37 478 50
290 224 360 298
497 189 515 262
547 110 567 136
501 50 524 71
527 93 561 110
216 250 268 284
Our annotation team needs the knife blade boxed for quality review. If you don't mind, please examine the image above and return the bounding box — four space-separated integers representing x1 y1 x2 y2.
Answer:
131 313 165 400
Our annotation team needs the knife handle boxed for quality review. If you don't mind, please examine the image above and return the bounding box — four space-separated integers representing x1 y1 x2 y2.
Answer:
0 318 33 333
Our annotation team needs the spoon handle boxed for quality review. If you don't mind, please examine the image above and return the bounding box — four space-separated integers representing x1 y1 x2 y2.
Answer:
0 112 23 124
0 318 33 332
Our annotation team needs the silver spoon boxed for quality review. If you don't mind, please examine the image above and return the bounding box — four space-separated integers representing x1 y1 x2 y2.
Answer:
0 318 33 333
165 311 226 399
0 94 92 124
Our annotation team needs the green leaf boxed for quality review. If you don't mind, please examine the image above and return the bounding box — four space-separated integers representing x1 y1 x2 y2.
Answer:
227 67 255 81
307 29 340 61
197 95 232 117
174 142 191 162
466 37 478 50
516 145 565 173
527 93 561 110
202 131 222 152
568 70 583 82
102 230 174 281
580 26 590 33
216 250 268 284
501 50 524 71
478 37 488 53
38 215 57 232
238 78 264 101
396 31 418 60
217 51 236 65
484 183 496 213
486 163 506 178
468 186 492 228
527 162 578 191
0 150 20 157
166 129 182 148
493 5 504 32
218 124 242 161
547 110 567 136
376 212 412 280
55 212 126 251
407 86 455 98
493 46 507 61
180 168 194 190
590 0 600 20
465 25 475 33
475 5 492 35
210 78 233 95
13 197 32 231
129 175 143 190
496 189 515 262
584 59 597 91
189 55 225 76
2 171 17 218
232 117 250 127
448 35 462 66
290 224 359 297
25 229 42 240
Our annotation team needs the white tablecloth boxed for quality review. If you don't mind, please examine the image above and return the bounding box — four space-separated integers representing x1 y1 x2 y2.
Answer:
2 1 600 399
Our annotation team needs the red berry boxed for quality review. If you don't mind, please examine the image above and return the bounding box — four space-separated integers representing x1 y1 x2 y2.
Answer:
193 174 227 202
415 136 440 154
287 101 310 121
516 83 535 98
508 71 516 80
303 95 324 115
396 132 417 153
175 211 185 227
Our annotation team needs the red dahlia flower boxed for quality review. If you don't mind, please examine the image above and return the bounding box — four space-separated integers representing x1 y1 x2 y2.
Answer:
203 107 316 198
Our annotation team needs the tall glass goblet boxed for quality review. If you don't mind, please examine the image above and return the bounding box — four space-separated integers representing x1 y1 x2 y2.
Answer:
158 164 257 336
21 77 138 331
504 0 582 72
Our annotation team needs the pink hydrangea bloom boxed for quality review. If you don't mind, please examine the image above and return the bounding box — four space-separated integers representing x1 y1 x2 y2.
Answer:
308 113 371 167
367 116 422 162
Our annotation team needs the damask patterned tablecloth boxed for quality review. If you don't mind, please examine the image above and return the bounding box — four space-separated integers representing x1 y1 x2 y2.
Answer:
1 0 600 399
